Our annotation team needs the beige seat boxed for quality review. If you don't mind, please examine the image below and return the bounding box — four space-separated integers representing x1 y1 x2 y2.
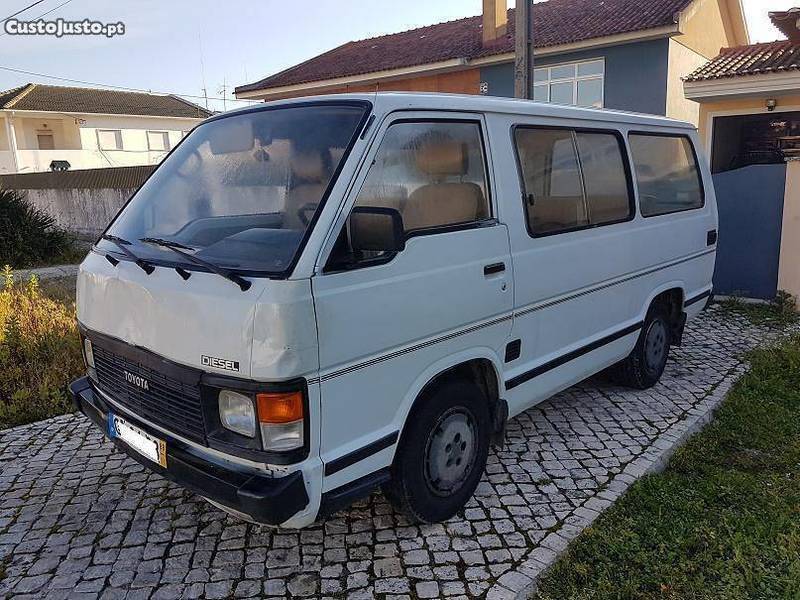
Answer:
402 138 487 232
530 195 588 234
356 184 408 214
588 194 630 224
283 149 329 230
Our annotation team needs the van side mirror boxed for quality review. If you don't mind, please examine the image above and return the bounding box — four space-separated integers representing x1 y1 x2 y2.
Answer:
350 207 405 254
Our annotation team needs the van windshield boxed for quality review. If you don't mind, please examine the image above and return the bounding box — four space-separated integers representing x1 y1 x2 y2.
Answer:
99 102 368 276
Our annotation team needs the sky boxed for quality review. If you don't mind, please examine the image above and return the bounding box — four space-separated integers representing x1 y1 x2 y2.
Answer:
0 0 794 112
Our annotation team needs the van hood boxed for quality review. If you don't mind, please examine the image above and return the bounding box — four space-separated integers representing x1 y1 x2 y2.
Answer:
76 252 318 380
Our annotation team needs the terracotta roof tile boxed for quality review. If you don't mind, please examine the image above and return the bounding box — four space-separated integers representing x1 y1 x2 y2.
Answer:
0 84 212 118
0 165 156 191
769 8 800 43
237 0 692 94
0 84 31 108
685 41 800 81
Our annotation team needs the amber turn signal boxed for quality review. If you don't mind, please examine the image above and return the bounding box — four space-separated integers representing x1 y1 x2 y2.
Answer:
257 391 304 424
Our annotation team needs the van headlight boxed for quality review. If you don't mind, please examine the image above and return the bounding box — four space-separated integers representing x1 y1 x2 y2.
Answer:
218 390 256 438
256 391 304 452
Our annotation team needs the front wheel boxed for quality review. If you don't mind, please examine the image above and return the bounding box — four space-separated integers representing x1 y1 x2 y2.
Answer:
383 379 490 523
613 302 671 389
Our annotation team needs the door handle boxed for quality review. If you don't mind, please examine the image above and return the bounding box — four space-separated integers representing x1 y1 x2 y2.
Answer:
484 263 506 276
707 229 718 246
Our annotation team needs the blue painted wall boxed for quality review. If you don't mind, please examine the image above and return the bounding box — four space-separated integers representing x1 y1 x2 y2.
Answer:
479 39 669 115
713 164 787 300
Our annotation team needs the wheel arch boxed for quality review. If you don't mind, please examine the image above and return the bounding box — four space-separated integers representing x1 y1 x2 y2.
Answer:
393 348 504 453
639 281 687 343
640 281 685 319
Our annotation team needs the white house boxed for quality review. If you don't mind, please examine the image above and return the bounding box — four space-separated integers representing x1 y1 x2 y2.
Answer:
0 83 212 174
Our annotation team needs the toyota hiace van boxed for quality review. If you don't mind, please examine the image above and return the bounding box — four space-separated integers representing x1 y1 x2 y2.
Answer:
71 93 716 527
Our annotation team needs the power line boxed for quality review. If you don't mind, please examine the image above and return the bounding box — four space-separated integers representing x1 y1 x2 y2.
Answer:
0 0 76 36
0 64 257 104
0 1 257 107
2 0 47 23
31 0 74 20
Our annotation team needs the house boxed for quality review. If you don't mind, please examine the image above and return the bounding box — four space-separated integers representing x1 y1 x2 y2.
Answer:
684 15 800 166
0 84 212 174
235 0 748 125
683 9 800 303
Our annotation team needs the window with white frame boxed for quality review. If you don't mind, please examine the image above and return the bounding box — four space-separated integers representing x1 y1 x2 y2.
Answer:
533 59 605 108
147 130 171 151
97 129 123 150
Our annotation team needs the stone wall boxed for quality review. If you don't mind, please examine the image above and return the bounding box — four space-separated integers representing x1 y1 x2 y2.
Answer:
0 165 154 238
20 187 132 237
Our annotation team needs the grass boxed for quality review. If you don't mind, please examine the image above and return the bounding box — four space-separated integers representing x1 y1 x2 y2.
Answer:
21 243 87 270
0 268 82 430
532 333 800 600
717 291 798 329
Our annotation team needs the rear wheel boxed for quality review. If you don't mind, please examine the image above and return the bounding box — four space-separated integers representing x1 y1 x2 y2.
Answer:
383 379 490 523
614 302 671 389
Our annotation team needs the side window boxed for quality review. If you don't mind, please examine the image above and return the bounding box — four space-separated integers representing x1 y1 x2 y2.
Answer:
514 127 632 236
629 134 704 217
353 121 490 233
515 128 587 236
575 132 632 225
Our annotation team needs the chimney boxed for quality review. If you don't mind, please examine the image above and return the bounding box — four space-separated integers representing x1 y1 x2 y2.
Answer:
483 0 508 44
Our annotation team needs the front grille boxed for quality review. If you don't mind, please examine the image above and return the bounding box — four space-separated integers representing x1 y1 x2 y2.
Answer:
93 343 207 444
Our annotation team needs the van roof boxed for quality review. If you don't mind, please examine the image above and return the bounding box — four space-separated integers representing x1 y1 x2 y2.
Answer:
223 92 696 131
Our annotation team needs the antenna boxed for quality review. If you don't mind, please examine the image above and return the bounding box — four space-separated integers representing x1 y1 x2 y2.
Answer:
218 78 228 111
198 32 209 110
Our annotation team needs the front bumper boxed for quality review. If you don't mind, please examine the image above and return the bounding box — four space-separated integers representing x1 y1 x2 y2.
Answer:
70 377 309 525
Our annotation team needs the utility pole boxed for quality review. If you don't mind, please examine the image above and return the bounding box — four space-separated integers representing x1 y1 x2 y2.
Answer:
218 78 227 111
514 0 533 99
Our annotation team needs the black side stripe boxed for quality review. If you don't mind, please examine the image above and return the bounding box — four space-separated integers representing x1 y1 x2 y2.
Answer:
319 250 713 384
515 249 715 318
324 431 399 476
684 290 712 307
505 321 643 391
321 314 512 382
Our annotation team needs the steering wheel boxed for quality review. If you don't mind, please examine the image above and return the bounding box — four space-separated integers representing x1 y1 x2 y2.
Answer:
297 203 318 227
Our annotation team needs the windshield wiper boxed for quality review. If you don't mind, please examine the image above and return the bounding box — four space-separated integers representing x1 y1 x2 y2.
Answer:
139 237 195 251
102 234 155 274
140 237 252 292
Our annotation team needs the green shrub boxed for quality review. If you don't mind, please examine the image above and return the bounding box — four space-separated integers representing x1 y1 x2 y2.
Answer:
0 267 82 429
0 188 82 268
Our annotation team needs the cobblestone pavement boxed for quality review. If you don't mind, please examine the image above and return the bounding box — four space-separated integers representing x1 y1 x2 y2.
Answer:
0 307 787 600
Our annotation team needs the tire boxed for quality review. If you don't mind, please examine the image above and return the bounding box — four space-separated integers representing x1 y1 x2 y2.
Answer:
613 302 671 389
383 379 491 523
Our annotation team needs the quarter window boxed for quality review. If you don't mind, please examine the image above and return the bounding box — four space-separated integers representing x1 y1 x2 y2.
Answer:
533 60 605 108
514 127 632 236
353 121 490 233
629 134 704 217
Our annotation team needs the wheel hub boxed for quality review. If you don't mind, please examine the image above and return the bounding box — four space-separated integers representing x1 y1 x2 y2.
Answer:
644 319 667 371
424 409 476 496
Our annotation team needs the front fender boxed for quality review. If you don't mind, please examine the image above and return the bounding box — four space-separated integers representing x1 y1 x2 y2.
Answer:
391 346 505 455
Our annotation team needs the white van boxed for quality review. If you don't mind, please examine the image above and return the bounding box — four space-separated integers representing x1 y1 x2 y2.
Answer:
70 93 716 527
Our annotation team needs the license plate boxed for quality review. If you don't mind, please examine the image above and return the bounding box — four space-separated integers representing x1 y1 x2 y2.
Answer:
108 412 167 468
